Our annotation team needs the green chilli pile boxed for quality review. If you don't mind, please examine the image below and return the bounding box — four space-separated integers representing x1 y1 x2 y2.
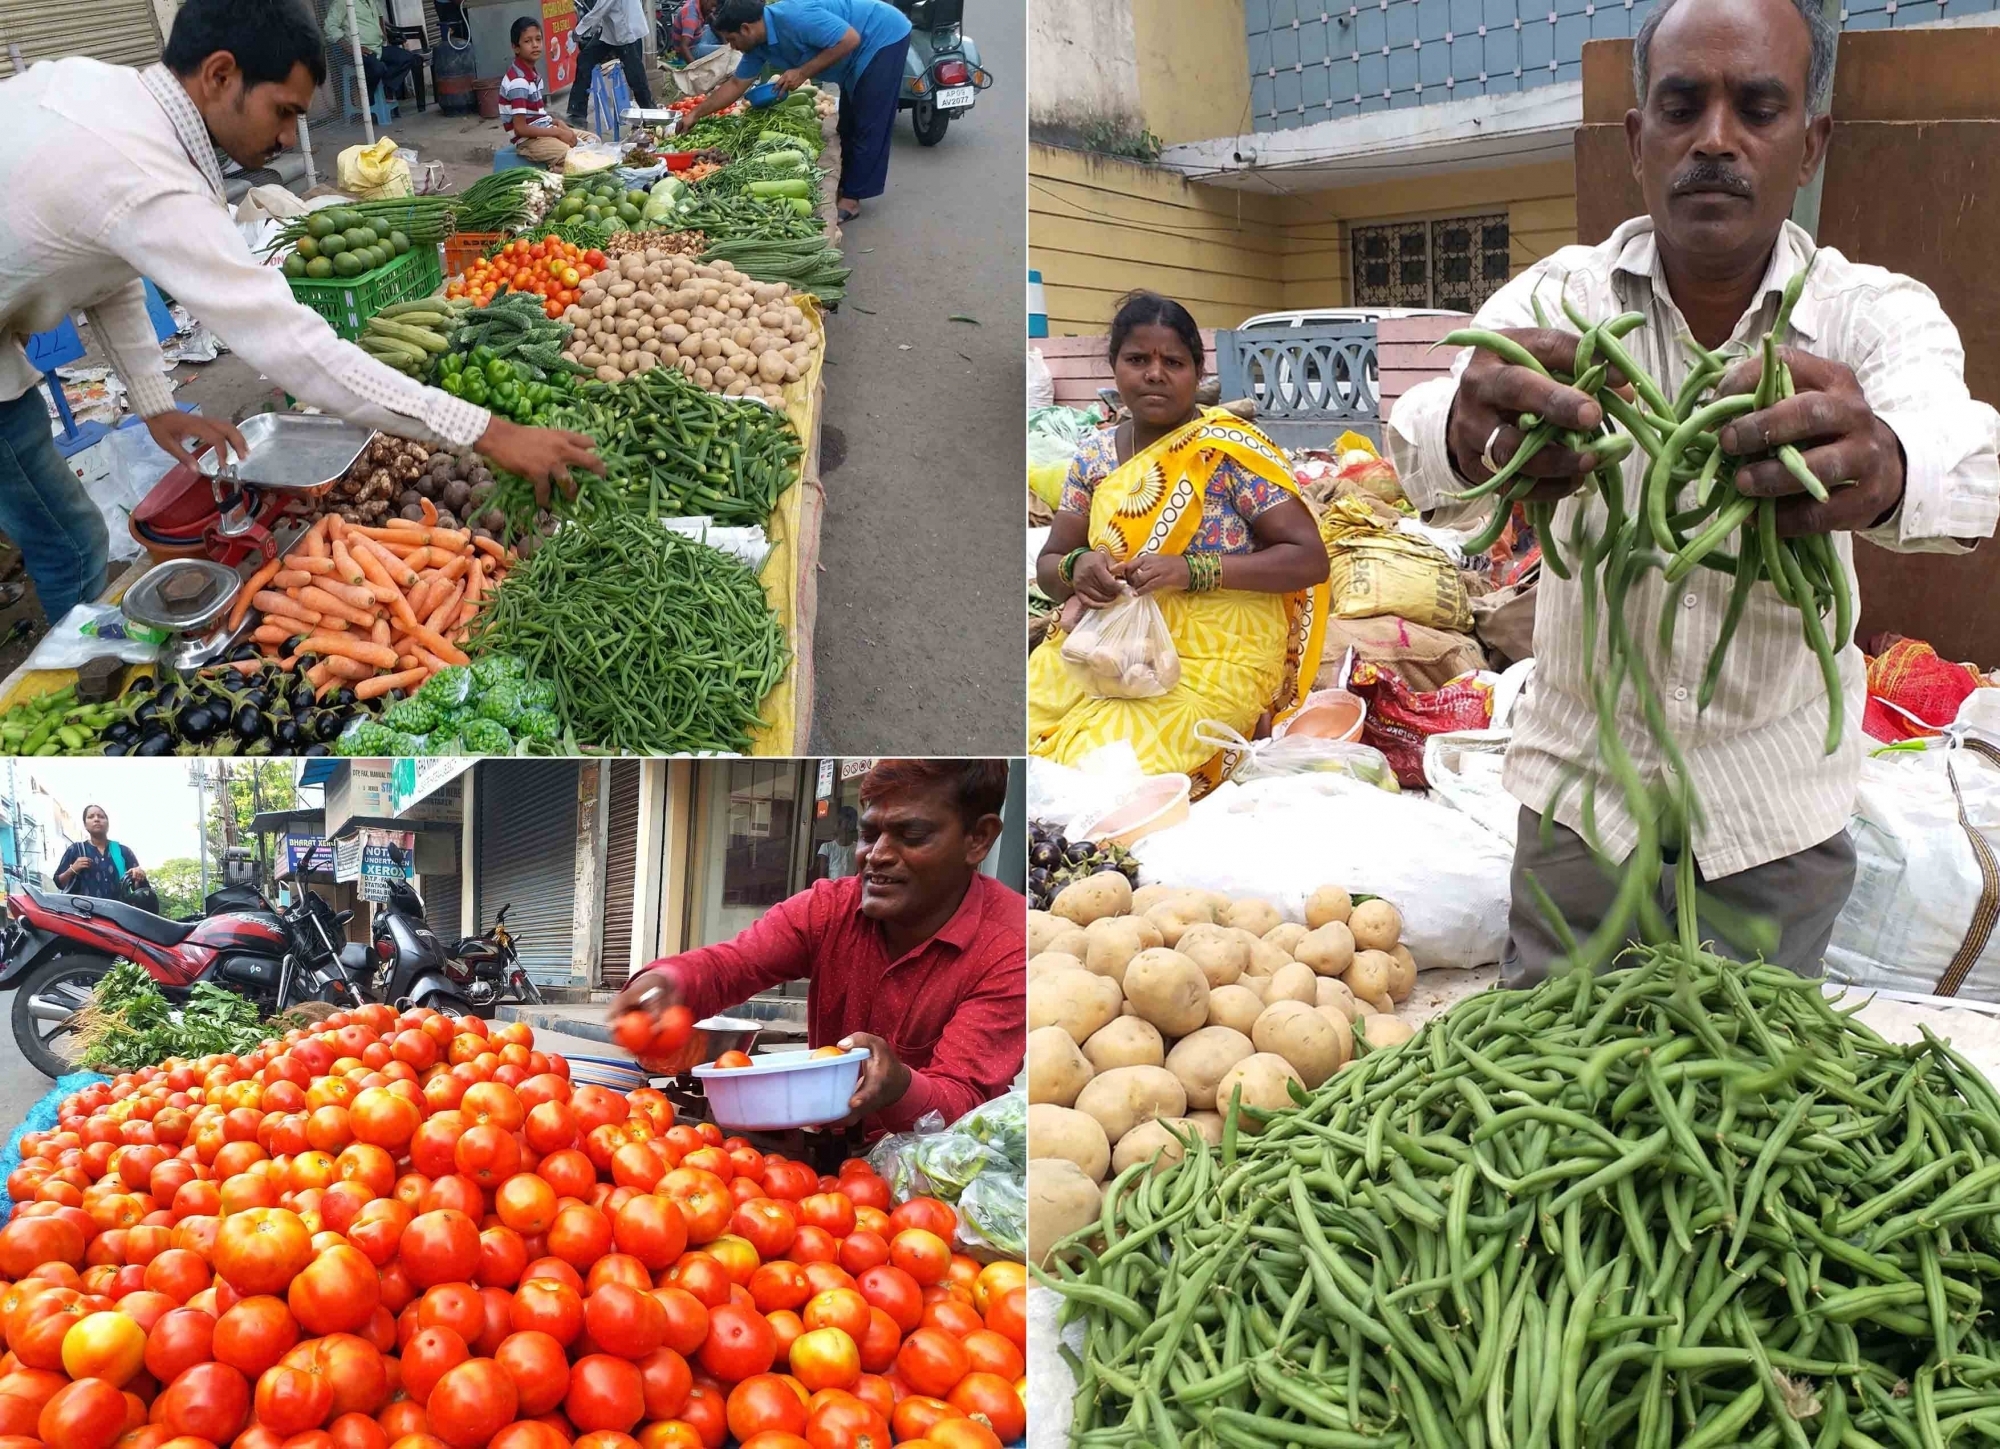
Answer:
1042 947 2000 1449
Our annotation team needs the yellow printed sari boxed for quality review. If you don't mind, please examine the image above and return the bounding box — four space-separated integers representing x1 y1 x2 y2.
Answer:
1028 410 1329 796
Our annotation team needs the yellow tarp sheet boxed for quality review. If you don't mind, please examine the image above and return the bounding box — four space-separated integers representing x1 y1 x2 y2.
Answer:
749 298 826 756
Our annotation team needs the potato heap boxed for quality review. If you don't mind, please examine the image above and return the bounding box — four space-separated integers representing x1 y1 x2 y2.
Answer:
559 250 819 402
1024 873 1416 1255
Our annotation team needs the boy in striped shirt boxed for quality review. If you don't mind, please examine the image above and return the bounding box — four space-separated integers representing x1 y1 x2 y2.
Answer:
500 17 593 167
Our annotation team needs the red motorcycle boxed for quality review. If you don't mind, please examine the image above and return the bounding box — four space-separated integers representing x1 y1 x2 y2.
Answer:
0 883 373 1078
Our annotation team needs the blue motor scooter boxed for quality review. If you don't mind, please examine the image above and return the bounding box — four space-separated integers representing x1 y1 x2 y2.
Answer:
892 0 992 146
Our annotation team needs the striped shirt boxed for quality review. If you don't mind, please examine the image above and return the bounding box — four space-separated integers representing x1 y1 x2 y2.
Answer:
669 0 707 51
1387 216 2000 879
498 60 552 129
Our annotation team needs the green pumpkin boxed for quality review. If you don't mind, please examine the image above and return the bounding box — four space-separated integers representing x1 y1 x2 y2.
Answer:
353 226 379 249
616 202 641 224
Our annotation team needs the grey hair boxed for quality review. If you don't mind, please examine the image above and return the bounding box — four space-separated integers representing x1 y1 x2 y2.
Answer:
1632 0 1838 115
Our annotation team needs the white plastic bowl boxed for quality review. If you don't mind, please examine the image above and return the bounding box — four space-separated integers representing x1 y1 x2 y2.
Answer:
691 1047 869 1130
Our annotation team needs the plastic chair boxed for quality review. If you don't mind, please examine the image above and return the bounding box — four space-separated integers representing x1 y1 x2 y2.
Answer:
587 62 632 140
331 48 398 129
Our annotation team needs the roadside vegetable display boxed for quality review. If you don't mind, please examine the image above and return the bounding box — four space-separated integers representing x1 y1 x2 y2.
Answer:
0 82 840 756
0 1006 1029 1449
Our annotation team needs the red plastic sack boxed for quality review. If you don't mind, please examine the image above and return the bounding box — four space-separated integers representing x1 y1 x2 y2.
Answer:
1346 660 1494 788
1863 637 1984 743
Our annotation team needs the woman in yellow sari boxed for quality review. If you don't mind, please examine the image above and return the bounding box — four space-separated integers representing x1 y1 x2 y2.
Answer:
1029 292 1331 796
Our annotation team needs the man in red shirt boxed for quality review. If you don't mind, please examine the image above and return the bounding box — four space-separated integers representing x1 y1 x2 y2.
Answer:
607 759 1025 1135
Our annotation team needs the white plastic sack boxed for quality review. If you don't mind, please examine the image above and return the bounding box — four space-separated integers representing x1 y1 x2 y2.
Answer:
1060 589 1179 699
657 516 771 575
1025 747 1147 834
1132 774 1514 970
25 604 164 670
1825 742 2000 1002
1027 348 1055 410
1422 659 1534 845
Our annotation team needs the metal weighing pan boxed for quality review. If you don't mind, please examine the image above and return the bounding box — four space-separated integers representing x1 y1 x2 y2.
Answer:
197 414 377 494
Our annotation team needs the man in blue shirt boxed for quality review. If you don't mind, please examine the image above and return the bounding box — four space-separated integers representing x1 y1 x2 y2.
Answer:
675 0 911 221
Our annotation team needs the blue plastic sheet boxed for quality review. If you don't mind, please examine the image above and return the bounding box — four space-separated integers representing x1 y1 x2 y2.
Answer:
0 1072 110 1222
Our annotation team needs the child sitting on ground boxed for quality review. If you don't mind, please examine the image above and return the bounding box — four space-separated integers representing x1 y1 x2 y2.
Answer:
500 17 596 167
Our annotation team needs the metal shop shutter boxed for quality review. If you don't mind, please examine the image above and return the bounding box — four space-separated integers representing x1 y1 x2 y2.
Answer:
423 870 461 941
476 761 579 985
598 761 642 989
0 0 163 75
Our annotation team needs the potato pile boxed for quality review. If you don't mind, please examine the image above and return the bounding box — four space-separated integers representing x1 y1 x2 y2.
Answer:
559 249 819 402
317 439 498 535
1025 873 1417 1264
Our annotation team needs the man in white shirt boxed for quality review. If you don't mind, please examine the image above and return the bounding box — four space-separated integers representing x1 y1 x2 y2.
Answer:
1386 0 2000 983
564 0 655 129
0 0 601 623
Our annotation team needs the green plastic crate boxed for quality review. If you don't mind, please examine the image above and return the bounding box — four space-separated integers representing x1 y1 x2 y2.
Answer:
287 243 444 341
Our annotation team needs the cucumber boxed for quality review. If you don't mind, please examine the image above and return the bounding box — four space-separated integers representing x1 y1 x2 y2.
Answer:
377 299 453 320
370 320 450 354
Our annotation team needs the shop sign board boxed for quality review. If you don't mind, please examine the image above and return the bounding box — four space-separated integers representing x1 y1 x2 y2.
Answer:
839 759 874 781
541 0 578 95
816 760 835 800
328 761 463 835
282 829 332 876
334 828 416 901
391 758 474 818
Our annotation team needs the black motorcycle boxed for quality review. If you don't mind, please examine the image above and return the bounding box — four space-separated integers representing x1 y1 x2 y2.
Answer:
371 870 541 1017
1 880 372 1078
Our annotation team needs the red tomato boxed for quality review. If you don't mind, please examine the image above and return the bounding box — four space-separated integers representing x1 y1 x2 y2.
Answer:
288 1246 378 1335
141 1309 215 1385
494 1332 570 1417
634 1347 692 1421
982 1288 1025 1351
837 1232 889 1278
894 1331 969 1400
696 1303 776 1383
584 1282 666 1359
749 1262 811 1315
510 1278 584 1346
611 1195 687 1271
730 1200 797 1261
254 1362 334 1437
855 1310 900 1377
796 1195 855 1239
653 1287 709 1358
856 1268 922 1336
37 1378 127 1449
564 1355 644 1434
156 1363 250 1445
424 1359 515 1449
725 1375 806 1442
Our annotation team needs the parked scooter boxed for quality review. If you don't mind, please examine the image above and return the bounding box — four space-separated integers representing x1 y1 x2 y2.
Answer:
370 863 540 1017
0 882 372 1078
892 0 991 146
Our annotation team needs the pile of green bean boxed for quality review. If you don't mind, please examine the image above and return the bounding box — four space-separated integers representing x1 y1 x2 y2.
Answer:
489 366 803 534
466 513 787 754
1043 945 2000 1449
1446 260 1851 760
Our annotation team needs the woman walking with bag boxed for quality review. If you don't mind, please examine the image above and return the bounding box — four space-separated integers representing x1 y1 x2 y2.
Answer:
53 805 149 903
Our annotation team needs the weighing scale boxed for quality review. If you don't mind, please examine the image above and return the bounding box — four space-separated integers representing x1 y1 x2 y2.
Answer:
120 557 249 671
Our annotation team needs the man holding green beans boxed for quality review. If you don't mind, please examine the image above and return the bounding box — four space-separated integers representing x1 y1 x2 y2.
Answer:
1387 0 2000 984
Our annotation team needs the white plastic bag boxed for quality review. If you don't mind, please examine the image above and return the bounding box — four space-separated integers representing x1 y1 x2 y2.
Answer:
25 604 165 670
1060 589 1180 699
1825 741 2000 1002
1422 659 1535 845
1132 774 1514 970
1027 348 1055 410
1193 720 1400 791
1024 746 1148 833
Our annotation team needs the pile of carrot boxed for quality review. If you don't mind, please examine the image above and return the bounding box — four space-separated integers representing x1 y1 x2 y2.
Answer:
224 502 516 701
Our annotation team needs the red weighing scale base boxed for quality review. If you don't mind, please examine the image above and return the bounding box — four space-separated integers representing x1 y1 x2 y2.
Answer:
128 462 299 568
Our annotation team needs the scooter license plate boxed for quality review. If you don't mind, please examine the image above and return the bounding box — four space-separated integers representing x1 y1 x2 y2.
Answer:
936 86 975 110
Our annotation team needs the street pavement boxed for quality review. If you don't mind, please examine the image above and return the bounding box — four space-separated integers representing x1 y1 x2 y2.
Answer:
808 1 1026 754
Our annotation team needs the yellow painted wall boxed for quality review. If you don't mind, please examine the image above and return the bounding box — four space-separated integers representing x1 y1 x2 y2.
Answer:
1029 150 1579 332
1274 160 1579 308
1030 143 1289 335
1128 0 1252 146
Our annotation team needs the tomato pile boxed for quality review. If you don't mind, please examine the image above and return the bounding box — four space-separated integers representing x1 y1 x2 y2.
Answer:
0 1005 1029 1449
447 240 611 321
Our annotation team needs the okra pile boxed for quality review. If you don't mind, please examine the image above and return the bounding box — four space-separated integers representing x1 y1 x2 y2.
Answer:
1045 946 2000 1449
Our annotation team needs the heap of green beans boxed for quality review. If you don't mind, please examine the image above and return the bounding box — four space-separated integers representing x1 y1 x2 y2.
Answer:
1445 261 1850 758
1043 945 2000 1449
488 366 803 533
467 513 787 754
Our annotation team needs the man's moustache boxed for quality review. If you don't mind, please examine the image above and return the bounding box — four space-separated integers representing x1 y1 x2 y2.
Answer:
1672 163 1753 197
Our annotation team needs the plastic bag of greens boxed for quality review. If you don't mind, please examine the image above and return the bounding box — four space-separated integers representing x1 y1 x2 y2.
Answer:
866 1111 946 1203
956 1169 1025 1262
335 718 396 756
948 1089 1025 1172
909 1131 1001 1204
417 665 474 710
